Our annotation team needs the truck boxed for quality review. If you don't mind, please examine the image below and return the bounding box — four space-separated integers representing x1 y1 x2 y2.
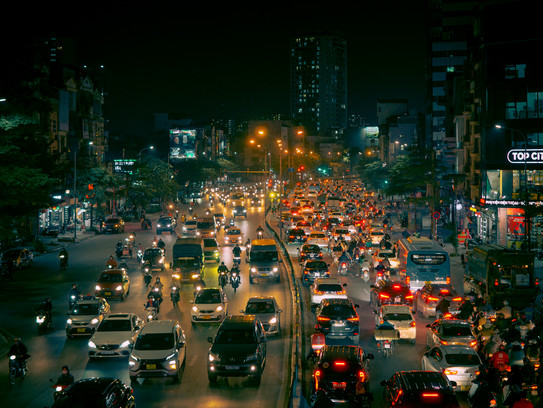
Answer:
466 244 536 309
249 239 281 284
171 238 205 284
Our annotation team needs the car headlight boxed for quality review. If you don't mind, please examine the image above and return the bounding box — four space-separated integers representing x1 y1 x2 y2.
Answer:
269 317 277 324
95 285 101 291
192 306 198 313
251 267 256 272
88 340 97 349
216 306 223 312
244 352 259 362
67 318 73 325
116 285 123 291
209 352 220 362
273 267 278 272
120 340 131 348
91 318 99 325
157 224 162 228
172 274 180 279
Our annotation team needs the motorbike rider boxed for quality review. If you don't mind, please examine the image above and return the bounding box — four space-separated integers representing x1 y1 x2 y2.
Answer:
68 284 81 307
8 338 30 370
338 251 350 265
256 225 264 237
145 295 159 311
458 298 475 320
55 365 75 387
497 300 513 320
157 238 166 251
218 262 229 274
58 247 69 266
39 297 53 325
233 244 242 258
106 256 117 268
436 295 451 316
490 343 510 371
512 391 534 408
218 270 228 287
116 240 123 251
151 277 164 294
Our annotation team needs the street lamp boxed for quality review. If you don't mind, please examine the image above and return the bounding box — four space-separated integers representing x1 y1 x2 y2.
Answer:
495 124 530 249
138 146 154 163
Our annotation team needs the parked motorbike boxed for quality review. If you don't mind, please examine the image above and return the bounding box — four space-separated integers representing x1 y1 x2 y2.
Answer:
170 286 180 308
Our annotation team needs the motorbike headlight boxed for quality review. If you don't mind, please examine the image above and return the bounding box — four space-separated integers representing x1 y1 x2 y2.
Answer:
55 385 63 392
10 355 16 360
91 318 99 325
36 316 45 323
120 340 131 348
95 285 101 291
88 340 97 349
172 274 180 279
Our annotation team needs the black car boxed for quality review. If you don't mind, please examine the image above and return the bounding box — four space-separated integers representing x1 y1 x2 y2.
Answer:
311 345 373 403
381 370 460 408
207 315 266 384
156 217 176 234
103 217 125 234
52 377 135 408
298 244 323 262
142 248 165 271
233 205 247 218
315 298 360 344
302 260 330 285
370 280 414 309
287 227 307 243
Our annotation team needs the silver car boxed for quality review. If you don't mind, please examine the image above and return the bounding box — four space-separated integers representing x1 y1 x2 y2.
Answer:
241 296 282 335
426 319 478 350
66 297 110 338
421 345 481 392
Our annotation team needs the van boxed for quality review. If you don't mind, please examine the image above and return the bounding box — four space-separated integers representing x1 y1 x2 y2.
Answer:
249 239 281 284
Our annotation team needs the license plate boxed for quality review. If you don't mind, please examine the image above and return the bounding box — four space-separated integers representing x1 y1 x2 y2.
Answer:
460 385 470 391
384 343 391 348
101 351 115 355
395 296 401 303
104 292 112 296
333 322 345 327
146 364 156 370
203 315 211 320
261 274 268 277
225 365 239 370
77 328 86 333
333 382 347 389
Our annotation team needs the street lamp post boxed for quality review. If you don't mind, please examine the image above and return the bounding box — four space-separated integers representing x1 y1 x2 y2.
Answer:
138 146 154 163
495 124 529 249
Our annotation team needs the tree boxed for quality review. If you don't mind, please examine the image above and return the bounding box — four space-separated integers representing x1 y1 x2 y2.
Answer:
356 157 389 191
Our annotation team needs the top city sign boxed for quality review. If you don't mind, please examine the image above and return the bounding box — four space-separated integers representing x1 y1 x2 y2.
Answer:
507 149 543 164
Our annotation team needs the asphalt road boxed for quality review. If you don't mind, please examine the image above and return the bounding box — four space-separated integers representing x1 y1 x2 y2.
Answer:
0 196 292 408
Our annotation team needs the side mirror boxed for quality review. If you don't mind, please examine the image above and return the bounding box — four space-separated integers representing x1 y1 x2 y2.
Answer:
342 283 347 287
370 285 375 288
450 381 457 387
207 336 213 344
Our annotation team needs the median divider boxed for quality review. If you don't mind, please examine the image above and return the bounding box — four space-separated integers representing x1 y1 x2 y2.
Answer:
264 205 303 408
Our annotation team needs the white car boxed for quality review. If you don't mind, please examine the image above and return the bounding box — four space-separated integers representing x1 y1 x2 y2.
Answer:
373 248 400 268
310 278 348 308
375 304 416 343
307 232 328 249
332 227 351 242
182 220 198 236
369 229 386 245
330 212 344 222
421 345 481 392
66 297 111 338
191 288 227 323
88 313 143 359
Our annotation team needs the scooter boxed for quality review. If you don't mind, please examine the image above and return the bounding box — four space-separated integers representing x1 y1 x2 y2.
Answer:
143 270 152 287
339 261 348 276
8 356 27 385
50 379 69 401
233 254 241 265
218 272 228 289
230 272 241 293
144 304 158 321
170 286 180 308
35 308 51 335
68 293 80 310
310 332 326 358
59 254 67 271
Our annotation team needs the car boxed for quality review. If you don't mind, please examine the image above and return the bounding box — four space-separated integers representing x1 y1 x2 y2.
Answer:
233 205 247 218
421 345 482 392
66 296 111 338
373 248 400 269
374 304 416 343
241 296 282 335
306 231 328 249
298 244 323 262
369 229 386 245
249 196 262 207
311 345 373 403
182 220 198 236
156 216 176 234
370 280 414 309
191 288 228 323
207 315 267 384
52 378 136 408
1 247 33 270
296 220 313 235
88 313 144 359
129 319 186 383
380 370 460 407
315 298 360 344
332 227 352 242
142 247 165 271
94 269 131 301
224 227 243 245
41 225 61 237
103 217 125 233
415 284 464 318
203 238 221 263
214 213 226 227
287 227 307 243
310 278 348 308
302 260 330 285
330 212 344 222
425 319 477 350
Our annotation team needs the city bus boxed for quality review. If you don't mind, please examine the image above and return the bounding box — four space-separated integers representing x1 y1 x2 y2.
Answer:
396 236 451 292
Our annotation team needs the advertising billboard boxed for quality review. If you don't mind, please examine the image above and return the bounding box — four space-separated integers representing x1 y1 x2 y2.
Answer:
113 159 136 174
169 129 197 161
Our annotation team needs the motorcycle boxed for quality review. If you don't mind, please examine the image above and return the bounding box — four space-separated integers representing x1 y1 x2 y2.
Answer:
8 356 27 385
144 303 158 321
230 272 241 293
143 270 152 287
50 379 69 401
59 254 67 271
218 272 228 289
118 261 129 271
188 206 194 215
338 261 348 276
68 293 80 310
310 332 326 358
137 249 143 263
468 380 498 408
35 308 51 335
233 254 241 265
126 233 136 246
193 280 205 297
170 286 180 308
256 229 264 239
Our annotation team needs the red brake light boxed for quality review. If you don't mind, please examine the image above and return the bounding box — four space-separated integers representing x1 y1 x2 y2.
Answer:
470 340 478 348
379 293 390 299
405 294 414 300
334 361 346 367
410 321 416 327
452 297 462 302
317 316 330 322
358 370 366 382
393 284 401 290
440 289 449 294
446 277 450 284
422 392 440 398
406 276 410 284
428 296 439 302
347 317 359 322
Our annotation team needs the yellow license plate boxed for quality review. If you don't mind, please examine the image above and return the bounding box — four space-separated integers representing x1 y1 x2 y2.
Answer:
203 315 211 319
77 328 86 333
104 292 112 296
460 385 470 391
146 364 156 370
261 274 268 277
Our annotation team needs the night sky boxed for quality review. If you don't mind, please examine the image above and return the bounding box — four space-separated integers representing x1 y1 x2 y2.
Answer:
8 2 426 133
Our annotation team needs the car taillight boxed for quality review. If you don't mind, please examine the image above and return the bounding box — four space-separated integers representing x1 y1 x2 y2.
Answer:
452 297 462 302
393 285 401 290
490 398 497 407
410 321 416 327
440 289 450 295
336 290 346 295
428 296 439 302
443 369 457 375
422 392 440 399
440 340 448 345
406 276 410 285
334 361 346 367
379 293 390 299
470 340 478 348
347 317 359 323
405 294 414 300
358 370 366 382
315 290 325 295
317 316 331 322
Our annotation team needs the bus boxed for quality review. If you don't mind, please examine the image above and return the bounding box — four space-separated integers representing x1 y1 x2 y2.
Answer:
396 236 450 292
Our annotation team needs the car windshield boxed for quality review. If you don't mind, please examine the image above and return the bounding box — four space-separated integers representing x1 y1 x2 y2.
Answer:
134 333 174 350
303 245 320 252
316 284 343 292
246 300 275 314
195 290 221 304
384 313 412 321
204 239 217 248
98 273 123 282
72 304 99 315
105 218 120 224
251 251 278 262
227 229 241 235
98 319 131 332
215 329 257 344
442 325 472 337
158 218 171 224
144 249 162 257
197 221 214 229
306 261 327 269
185 221 197 226
445 353 480 366
321 304 355 317
310 233 326 238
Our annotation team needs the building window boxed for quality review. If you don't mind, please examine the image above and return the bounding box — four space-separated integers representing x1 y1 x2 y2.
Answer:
527 91 543 119
505 64 526 79
505 101 527 119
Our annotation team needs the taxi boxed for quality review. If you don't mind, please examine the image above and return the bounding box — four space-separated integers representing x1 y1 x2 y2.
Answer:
224 227 243 246
95 269 131 301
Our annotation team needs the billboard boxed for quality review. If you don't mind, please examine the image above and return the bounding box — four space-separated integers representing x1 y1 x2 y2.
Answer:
169 129 197 161
114 159 136 174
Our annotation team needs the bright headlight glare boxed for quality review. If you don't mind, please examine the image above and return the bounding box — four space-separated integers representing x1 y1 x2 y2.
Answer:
192 306 198 312
269 317 277 324
251 267 256 272
120 340 131 348
116 285 122 291
91 318 99 324
67 318 73 325
95 285 101 291
216 306 223 312
88 340 96 348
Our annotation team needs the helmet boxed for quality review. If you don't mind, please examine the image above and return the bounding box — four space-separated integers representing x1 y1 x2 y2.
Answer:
156 277 161 282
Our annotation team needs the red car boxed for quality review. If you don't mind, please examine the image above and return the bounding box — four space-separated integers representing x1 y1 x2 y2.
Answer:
370 279 413 309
